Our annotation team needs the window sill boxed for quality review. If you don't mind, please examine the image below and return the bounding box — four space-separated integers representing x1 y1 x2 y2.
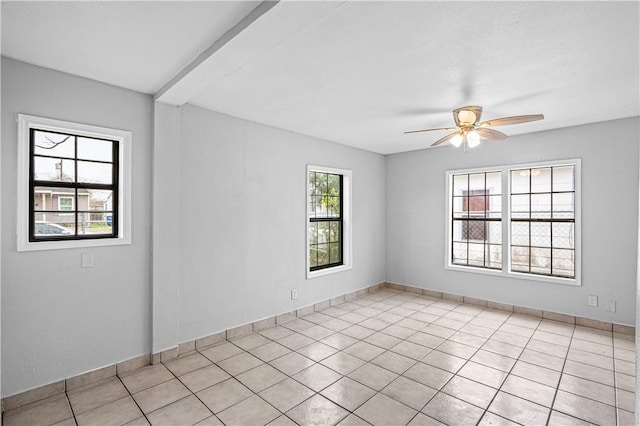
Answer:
17 236 131 252
445 263 580 287
307 264 352 280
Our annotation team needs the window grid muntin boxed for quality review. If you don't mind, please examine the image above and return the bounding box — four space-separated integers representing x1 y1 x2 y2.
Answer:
309 172 343 271
29 128 119 242
510 166 575 278
451 171 502 270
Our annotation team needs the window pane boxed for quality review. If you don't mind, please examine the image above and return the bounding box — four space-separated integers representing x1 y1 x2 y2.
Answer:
467 221 486 240
487 244 502 268
469 173 485 191
511 246 529 272
531 193 551 219
553 193 575 219
317 243 329 266
531 168 551 193
34 212 75 236
453 174 468 195
488 222 502 244
452 242 468 265
33 131 74 158
531 222 551 247
452 220 465 242
309 246 318 267
77 161 112 184
552 222 575 249
309 222 318 245
328 174 340 195
511 222 529 246
486 172 502 194
77 137 113 162
453 196 467 218
531 247 551 274
329 242 341 264
468 243 485 266
487 195 502 218
511 194 530 219
309 172 319 196
76 212 113 235
318 221 329 244
316 173 328 194
87 189 113 227
34 156 75 182
511 170 530 194
328 196 340 217
553 166 575 192
466 191 486 213
552 249 575 278
329 221 341 242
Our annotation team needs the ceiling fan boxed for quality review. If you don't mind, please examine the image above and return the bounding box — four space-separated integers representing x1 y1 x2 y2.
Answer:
404 105 544 149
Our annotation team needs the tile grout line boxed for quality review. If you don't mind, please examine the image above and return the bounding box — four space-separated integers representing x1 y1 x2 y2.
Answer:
543 321 575 425
162 361 218 424
414 301 515 424
117 374 153 425
64 392 79 426
611 330 619 426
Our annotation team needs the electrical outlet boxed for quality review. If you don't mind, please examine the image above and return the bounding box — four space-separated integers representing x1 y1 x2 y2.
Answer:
587 295 598 307
81 252 94 268
291 289 298 300
606 301 616 313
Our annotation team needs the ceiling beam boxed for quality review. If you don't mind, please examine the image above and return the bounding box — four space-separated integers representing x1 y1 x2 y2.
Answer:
155 1 279 105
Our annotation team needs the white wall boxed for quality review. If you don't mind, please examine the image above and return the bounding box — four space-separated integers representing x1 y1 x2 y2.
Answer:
1 58 153 397
152 103 181 353
157 104 386 344
386 117 639 325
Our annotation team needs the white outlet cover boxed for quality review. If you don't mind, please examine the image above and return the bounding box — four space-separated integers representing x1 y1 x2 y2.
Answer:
81 252 94 268
587 295 598 307
606 301 616 313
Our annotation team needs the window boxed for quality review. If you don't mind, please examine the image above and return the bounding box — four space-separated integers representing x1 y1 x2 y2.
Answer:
447 160 580 285
58 196 74 211
17 115 131 251
307 165 352 278
451 172 502 269
510 165 576 278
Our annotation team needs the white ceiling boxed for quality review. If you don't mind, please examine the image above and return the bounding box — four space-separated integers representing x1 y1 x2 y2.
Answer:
1 1 260 94
3 1 639 154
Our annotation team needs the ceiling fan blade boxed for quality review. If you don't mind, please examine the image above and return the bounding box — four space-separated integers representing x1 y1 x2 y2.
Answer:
431 132 461 147
479 114 544 127
475 127 508 141
404 126 458 134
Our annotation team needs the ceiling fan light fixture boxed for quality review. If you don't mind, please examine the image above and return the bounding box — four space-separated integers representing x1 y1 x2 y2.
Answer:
450 133 463 147
457 110 477 126
467 130 481 148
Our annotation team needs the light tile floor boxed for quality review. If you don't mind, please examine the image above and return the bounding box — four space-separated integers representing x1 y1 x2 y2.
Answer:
3 288 637 425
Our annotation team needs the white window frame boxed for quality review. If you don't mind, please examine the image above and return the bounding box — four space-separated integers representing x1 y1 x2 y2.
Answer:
445 159 581 286
306 165 352 279
17 114 132 251
57 195 74 211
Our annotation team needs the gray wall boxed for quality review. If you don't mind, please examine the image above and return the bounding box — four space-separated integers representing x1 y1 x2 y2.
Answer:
164 104 386 344
386 117 639 325
1 58 153 396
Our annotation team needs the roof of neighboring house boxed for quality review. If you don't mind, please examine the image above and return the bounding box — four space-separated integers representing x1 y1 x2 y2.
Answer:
34 187 90 195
